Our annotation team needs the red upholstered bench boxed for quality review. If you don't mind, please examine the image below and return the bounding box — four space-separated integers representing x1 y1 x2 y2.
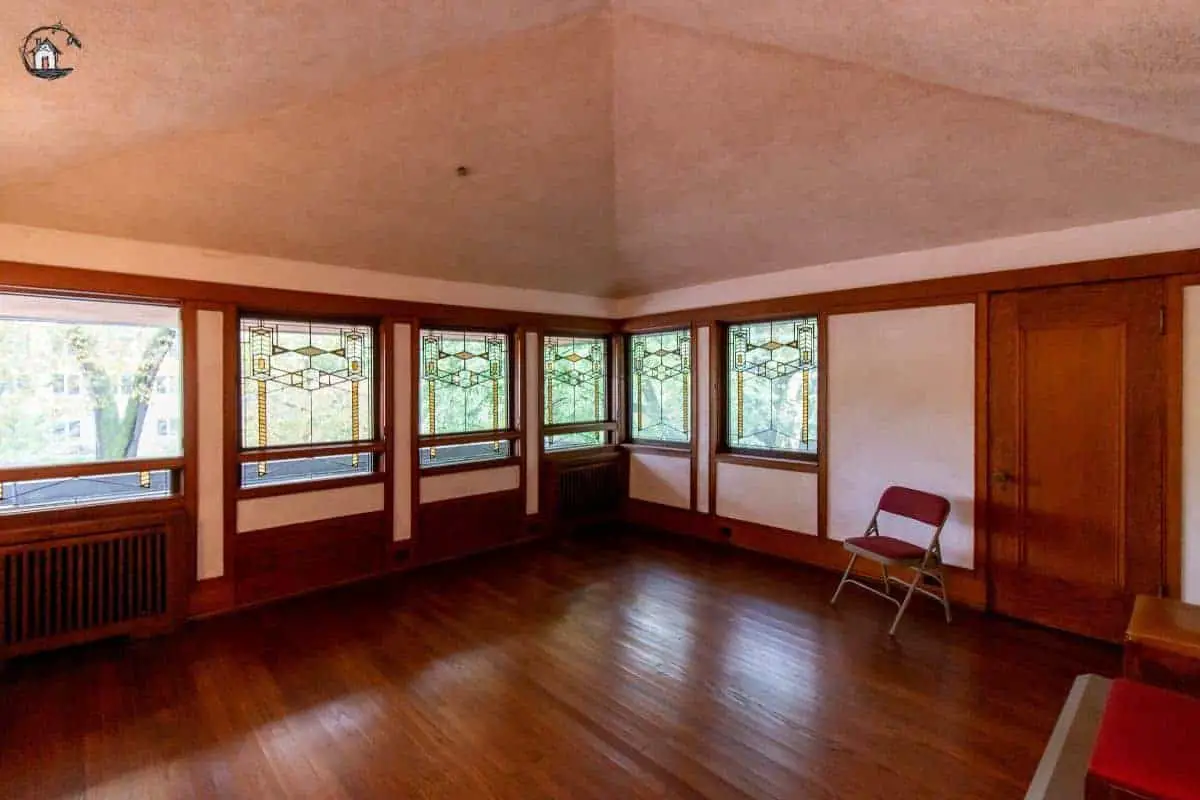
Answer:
1086 678 1200 799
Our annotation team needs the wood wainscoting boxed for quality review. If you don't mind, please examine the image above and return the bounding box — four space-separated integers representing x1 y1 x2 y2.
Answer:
625 498 988 609
232 511 389 607
415 489 530 566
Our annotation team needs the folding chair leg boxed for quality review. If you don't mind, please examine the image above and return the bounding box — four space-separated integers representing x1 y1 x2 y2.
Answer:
881 565 891 595
936 570 952 623
888 569 923 636
830 554 857 606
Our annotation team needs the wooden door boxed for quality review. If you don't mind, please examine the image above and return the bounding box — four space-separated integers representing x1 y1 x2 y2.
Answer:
988 280 1164 642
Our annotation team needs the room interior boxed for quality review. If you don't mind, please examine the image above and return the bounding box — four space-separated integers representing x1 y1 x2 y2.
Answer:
4 1 1200 798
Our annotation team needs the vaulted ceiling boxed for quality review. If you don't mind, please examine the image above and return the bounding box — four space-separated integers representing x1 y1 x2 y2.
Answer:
3 1 1199 298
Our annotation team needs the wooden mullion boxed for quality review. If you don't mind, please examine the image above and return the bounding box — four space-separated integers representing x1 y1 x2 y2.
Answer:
417 430 521 449
236 441 386 464
0 458 185 484
543 421 617 436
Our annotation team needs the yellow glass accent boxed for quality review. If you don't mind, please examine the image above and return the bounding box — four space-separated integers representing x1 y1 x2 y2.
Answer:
801 369 811 445
736 371 744 439
351 381 360 468
138 471 150 489
257 378 268 476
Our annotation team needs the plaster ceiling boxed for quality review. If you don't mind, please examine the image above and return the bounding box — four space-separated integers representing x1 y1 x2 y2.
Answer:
3 1 1200 297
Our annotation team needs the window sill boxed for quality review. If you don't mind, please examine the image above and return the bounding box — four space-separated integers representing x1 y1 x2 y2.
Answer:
715 452 819 474
623 442 692 458
236 473 384 500
0 496 185 536
420 456 521 477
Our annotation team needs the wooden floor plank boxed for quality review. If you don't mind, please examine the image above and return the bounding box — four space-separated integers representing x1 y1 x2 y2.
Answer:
0 530 1118 799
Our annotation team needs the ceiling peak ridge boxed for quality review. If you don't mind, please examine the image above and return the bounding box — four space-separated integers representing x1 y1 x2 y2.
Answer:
614 9 1200 152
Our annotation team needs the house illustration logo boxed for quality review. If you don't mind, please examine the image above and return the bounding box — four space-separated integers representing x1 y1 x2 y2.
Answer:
21 22 81 80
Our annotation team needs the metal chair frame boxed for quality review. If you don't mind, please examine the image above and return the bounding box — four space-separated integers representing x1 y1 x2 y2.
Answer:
829 487 952 636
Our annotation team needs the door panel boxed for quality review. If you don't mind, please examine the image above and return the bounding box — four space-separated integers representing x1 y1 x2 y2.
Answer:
988 280 1163 642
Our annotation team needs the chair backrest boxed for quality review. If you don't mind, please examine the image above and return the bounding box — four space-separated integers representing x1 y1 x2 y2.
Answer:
877 486 951 528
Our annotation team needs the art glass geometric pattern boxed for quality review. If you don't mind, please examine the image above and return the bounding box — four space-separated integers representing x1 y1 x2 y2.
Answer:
419 329 509 465
544 335 607 451
727 317 818 455
630 329 691 443
239 318 375 478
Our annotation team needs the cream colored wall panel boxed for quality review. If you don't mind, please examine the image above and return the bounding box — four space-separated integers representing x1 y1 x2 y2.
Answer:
716 463 818 534
420 465 521 505
629 453 690 509
237 483 386 533
827 304 975 569
195 309 225 579
695 325 710 513
394 323 413 542
525 331 540 515
1180 287 1200 603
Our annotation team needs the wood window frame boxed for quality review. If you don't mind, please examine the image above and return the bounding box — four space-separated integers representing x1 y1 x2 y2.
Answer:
234 310 386 497
542 330 617 457
716 313 825 472
624 327 695 451
0 290 189 520
415 325 519 473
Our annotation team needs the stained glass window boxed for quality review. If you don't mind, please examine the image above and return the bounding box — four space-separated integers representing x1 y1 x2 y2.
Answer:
418 329 511 468
239 317 377 486
726 317 818 456
629 330 691 444
544 335 609 451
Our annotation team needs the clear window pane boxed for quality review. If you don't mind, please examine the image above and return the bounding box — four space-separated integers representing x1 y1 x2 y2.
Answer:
0 294 182 468
726 318 818 456
239 318 375 449
240 453 376 488
419 440 512 467
544 431 606 451
629 330 691 443
0 470 172 514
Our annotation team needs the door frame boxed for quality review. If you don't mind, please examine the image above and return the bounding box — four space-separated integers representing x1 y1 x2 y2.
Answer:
980 277 1183 615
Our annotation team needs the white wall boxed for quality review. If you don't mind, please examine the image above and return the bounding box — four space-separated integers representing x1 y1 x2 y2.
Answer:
237 482 387 533
629 453 690 509
0 222 611 318
195 309 225 579
695 325 710 513
827 305 976 568
716 463 819 534
420 465 521 504
1180 287 1200 603
616 209 1200 317
525 331 540 515
394 322 413 541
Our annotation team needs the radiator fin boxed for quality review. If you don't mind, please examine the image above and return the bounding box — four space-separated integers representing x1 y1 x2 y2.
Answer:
2 528 169 648
558 461 621 520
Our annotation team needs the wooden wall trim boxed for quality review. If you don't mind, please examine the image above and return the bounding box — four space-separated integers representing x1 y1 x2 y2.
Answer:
188 576 235 618
0 260 618 332
182 302 200 589
974 294 991 585
221 304 239 587
625 499 987 609
1165 276 1185 598
621 249 1200 329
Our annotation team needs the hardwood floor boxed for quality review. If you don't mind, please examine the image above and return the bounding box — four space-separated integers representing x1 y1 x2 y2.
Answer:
0 530 1118 799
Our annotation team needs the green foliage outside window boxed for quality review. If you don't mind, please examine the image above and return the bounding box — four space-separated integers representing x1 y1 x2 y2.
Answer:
544 335 608 451
727 317 818 456
629 330 691 444
0 296 181 468
419 329 510 467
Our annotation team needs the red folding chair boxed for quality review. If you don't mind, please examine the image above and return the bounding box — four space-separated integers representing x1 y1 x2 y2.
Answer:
829 485 952 635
